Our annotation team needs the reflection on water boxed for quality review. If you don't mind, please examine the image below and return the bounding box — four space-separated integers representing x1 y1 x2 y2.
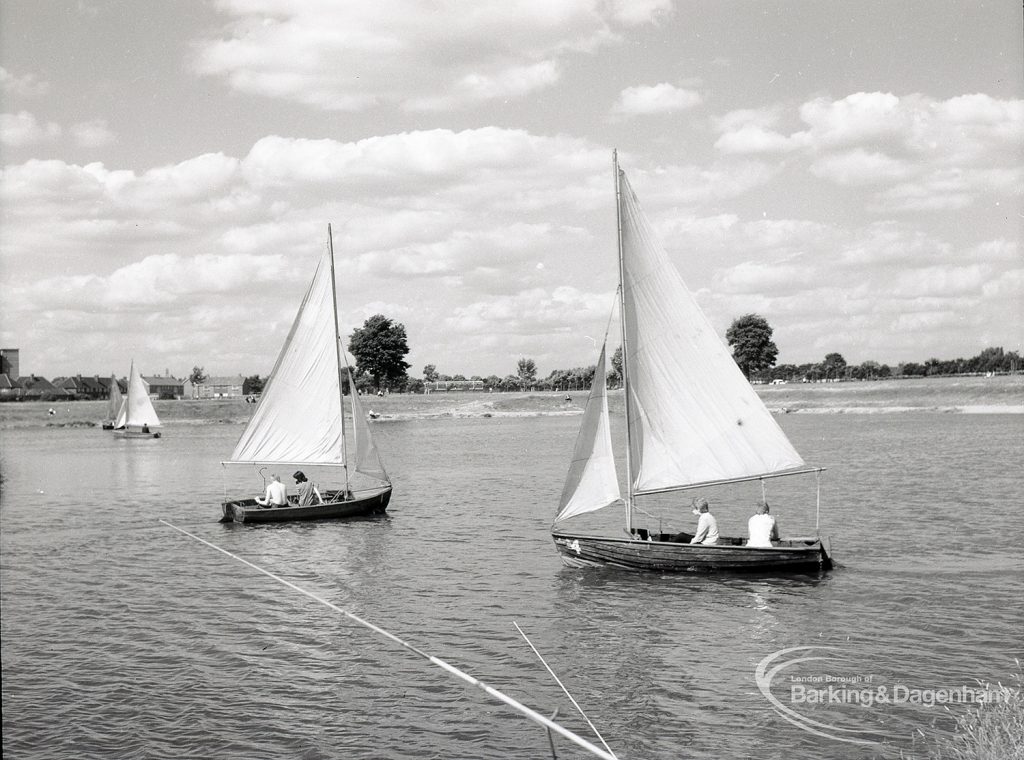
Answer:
1 413 1022 759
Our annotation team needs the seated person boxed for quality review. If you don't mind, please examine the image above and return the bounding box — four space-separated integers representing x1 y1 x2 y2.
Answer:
747 500 780 547
255 474 288 507
292 470 323 506
689 498 719 545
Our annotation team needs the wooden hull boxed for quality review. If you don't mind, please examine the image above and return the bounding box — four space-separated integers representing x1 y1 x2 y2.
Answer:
221 485 392 524
112 429 161 438
552 531 832 573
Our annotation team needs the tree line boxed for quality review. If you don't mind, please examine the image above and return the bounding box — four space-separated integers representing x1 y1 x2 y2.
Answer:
193 312 1020 396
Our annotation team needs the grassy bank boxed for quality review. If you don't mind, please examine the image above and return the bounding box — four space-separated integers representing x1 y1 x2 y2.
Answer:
1 374 1021 429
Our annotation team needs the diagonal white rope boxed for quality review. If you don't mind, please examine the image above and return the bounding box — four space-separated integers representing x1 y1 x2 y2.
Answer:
159 521 618 760
514 621 620 759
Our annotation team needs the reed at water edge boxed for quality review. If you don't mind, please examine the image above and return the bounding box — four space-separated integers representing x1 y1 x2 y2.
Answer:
902 666 1024 760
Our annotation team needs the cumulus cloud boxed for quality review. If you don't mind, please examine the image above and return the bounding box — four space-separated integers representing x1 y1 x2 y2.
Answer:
0 111 61 147
611 83 702 117
714 91 1024 214
2 119 1020 375
0 67 50 97
69 119 116 148
192 1 668 111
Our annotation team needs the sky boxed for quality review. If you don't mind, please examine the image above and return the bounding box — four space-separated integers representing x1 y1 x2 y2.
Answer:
1 0 1021 380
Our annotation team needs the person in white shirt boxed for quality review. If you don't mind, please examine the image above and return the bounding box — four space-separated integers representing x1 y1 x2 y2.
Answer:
256 474 288 507
747 500 780 547
690 497 719 545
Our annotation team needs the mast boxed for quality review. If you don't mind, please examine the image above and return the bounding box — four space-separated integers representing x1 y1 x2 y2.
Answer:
126 360 134 419
613 150 635 534
327 224 351 493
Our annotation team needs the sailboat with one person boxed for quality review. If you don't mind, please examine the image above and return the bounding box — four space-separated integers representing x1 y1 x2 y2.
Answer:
551 153 832 572
219 225 392 524
112 362 162 438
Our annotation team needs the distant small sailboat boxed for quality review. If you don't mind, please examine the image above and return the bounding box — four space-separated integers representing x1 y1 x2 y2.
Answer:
112 362 162 439
551 152 832 572
102 374 123 430
220 224 392 524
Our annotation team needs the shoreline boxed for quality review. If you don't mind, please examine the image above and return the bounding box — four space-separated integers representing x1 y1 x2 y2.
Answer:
2 375 1021 429
6 402 1022 430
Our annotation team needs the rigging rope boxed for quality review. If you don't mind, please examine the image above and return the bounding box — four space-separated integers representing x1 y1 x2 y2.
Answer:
159 520 618 760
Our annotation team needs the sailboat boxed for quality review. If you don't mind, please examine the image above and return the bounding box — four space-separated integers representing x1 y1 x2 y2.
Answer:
551 153 832 572
102 374 123 429
112 361 162 438
219 225 392 524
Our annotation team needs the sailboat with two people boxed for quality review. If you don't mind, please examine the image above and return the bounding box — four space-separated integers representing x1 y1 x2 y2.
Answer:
102 373 124 430
219 225 392 524
112 362 162 438
552 152 832 572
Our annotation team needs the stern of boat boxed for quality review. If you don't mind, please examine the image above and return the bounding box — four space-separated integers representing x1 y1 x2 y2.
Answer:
819 535 833 570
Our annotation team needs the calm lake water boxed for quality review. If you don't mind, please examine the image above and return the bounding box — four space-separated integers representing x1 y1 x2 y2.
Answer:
1 405 1022 759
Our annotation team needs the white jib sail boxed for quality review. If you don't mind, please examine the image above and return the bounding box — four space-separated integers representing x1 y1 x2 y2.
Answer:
347 366 389 483
229 255 345 465
123 361 161 428
618 170 804 492
555 342 621 521
106 374 123 422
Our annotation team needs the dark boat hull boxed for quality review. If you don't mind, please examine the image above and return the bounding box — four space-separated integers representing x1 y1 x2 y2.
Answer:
552 531 832 573
112 429 161 438
221 485 392 524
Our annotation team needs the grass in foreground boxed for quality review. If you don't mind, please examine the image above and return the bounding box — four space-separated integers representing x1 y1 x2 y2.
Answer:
905 667 1023 760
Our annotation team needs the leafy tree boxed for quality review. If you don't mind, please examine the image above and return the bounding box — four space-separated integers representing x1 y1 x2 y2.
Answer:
610 346 623 387
242 374 264 395
821 352 848 380
348 314 411 391
517 357 537 390
422 364 439 382
189 366 207 385
771 363 800 381
726 314 778 380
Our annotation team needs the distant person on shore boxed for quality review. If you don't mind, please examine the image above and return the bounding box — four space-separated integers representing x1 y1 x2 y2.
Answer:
747 500 779 547
255 474 288 507
293 471 322 506
142 423 150 434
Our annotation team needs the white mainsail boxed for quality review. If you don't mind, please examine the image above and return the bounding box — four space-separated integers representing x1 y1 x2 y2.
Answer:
119 361 161 429
347 367 389 483
617 169 804 493
229 255 345 465
106 374 123 424
555 342 620 521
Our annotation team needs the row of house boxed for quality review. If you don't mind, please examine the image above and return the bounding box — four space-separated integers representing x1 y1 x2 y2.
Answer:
0 372 250 401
